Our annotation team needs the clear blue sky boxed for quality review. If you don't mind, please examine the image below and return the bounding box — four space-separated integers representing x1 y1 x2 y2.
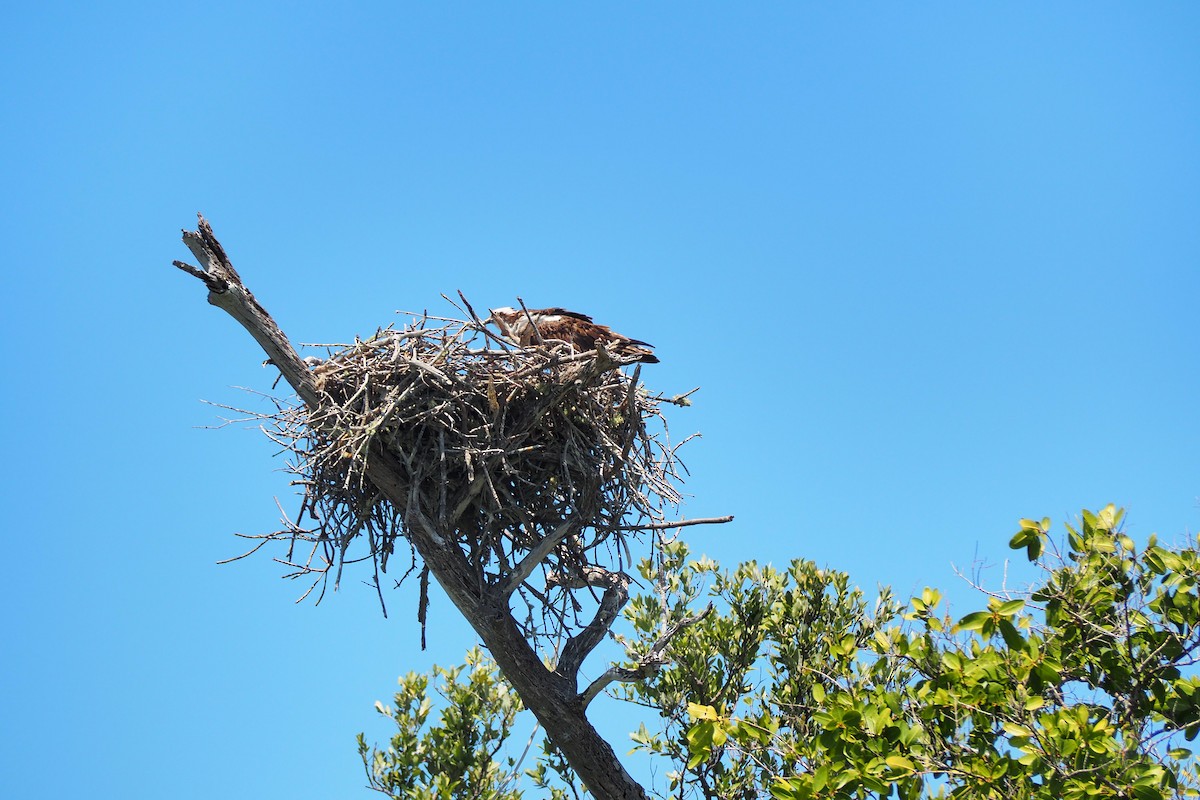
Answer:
2 4 1197 798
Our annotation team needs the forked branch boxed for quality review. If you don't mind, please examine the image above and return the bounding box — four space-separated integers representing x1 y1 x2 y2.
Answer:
581 603 715 708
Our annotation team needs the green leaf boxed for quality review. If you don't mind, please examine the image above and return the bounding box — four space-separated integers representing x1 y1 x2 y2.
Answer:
1002 722 1035 738
998 618 1027 651
686 721 715 769
955 611 991 633
770 779 802 800
996 599 1026 616
1010 522 1045 560
1132 786 1165 800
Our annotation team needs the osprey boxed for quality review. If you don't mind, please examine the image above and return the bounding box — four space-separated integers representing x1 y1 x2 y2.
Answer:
485 306 659 364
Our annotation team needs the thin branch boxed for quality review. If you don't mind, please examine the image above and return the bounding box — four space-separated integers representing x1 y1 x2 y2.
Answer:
581 603 715 708
502 520 580 596
516 296 546 346
554 567 633 681
615 515 735 532
455 290 515 350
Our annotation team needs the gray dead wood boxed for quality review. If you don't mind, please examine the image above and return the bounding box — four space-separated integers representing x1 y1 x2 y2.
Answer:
174 214 651 800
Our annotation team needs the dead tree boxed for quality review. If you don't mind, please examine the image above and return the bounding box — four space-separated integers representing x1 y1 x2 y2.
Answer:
173 215 730 800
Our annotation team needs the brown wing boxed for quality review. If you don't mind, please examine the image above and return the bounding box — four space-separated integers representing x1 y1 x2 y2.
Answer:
534 307 594 323
538 315 658 363
536 310 653 347
537 316 599 349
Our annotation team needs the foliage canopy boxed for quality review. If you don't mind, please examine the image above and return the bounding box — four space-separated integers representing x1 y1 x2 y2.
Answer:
361 506 1200 799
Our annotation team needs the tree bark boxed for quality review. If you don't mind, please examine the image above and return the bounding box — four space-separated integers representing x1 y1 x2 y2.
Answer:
174 215 648 800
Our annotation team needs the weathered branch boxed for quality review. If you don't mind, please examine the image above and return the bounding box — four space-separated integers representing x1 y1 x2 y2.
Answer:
615 515 735 532
174 215 650 800
502 520 580 596
551 567 633 680
581 603 715 708
174 215 319 408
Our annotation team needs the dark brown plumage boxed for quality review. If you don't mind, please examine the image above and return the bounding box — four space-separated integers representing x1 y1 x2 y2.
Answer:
485 306 659 364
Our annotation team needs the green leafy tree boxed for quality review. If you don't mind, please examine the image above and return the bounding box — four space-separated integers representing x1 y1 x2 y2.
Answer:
362 506 1200 799
359 647 577 800
359 646 583 800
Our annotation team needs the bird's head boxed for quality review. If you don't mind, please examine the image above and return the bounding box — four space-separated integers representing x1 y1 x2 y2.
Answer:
483 306 521 331
486 306 518 321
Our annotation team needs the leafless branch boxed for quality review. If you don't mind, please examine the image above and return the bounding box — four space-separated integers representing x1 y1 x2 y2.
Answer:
553 567 633 680
615 515 734 532
581 603 715 708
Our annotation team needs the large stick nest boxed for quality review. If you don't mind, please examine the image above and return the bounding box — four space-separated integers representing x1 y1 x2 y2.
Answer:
246 311 688 618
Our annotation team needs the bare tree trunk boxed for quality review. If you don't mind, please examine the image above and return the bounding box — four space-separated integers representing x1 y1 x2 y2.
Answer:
174 216 649 800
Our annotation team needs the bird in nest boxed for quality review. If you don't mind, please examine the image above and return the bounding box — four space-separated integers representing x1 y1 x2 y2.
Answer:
484 306 659 364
